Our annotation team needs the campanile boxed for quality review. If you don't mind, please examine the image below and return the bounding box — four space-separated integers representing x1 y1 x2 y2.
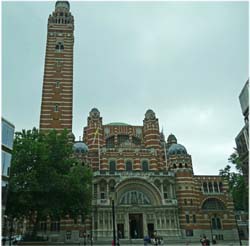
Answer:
39 1 74 132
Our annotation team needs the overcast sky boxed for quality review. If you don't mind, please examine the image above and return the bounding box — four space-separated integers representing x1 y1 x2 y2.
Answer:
2 1 249 175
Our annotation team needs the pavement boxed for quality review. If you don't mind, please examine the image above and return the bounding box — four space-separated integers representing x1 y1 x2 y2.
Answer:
9 241 249 246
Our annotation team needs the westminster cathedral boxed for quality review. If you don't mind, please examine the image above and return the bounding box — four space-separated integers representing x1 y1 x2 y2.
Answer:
38 1 239 244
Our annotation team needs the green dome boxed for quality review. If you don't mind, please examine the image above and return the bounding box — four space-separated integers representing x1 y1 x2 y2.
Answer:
106 122 130 126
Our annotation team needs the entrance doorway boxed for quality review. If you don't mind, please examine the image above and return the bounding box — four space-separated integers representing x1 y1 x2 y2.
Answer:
117 224 124 239
147 223 154 238
129 214 143 239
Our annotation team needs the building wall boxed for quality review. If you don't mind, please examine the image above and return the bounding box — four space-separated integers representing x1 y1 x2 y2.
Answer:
235 79 249 188
1 117 15 236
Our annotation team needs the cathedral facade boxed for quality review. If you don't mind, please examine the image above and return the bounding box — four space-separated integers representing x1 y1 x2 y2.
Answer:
38 1 239 244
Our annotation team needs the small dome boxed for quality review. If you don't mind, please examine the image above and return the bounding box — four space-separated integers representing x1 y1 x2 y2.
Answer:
89 108 100 118
145 109 156 120
55 1 70 10
167 143 187 155
106 122 129 126
167 134 177 144
73 141 89 154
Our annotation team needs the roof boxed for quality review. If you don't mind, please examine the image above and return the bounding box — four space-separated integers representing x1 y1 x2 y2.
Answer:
106 122 130 126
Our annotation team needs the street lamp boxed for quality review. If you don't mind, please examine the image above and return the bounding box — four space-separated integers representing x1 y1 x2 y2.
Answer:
234 214 242 246
110 191 116 246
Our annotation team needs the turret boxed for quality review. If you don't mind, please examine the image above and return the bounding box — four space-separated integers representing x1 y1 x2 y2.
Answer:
143 109 161 149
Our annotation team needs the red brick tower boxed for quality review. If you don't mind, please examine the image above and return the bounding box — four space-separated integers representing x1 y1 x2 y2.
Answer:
83 108 104 171
39 1 74 132
143 109 162 170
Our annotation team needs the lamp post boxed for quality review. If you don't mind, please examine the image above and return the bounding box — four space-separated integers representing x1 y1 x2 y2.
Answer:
209 218 213 242
234 214 242 246
110 192 116 246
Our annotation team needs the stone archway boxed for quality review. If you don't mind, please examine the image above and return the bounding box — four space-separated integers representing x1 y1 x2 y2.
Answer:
115 177 162 206
114 178 162 239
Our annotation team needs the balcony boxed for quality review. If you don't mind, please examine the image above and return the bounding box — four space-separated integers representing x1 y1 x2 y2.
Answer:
93 170 175 178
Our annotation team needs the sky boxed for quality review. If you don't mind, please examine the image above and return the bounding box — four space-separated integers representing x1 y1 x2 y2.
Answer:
2 1 249 175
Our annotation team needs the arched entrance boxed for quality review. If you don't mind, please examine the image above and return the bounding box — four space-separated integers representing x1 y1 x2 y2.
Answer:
115 178 162 239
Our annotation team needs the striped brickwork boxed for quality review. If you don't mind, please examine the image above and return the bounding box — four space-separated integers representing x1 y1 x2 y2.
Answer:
39 3 74 132
83 109 166 172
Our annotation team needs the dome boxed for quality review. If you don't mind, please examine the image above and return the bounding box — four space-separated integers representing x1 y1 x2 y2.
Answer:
89 108 100 118
145 109 156 120
167 134 177 144
106 122 129 126
167 143 187 155
73 141 89 154
55 1 70 10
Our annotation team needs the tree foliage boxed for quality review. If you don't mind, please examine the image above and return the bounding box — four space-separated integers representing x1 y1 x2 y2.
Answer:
219 151 248 211
6 128 92 228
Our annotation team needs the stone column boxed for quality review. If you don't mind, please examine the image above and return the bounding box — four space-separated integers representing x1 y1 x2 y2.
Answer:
106 182 109 201
97 211 99 232
125 213 129 239
97 183 100 200
143 212 147 237
171 183 174 198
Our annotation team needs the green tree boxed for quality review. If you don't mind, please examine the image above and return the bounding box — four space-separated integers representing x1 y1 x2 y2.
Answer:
219 151 248 211
6 128 92 236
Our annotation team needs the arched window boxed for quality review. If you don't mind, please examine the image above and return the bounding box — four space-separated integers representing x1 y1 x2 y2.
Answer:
132 136 141 146
100 180 107 200
118 135 129 146
106 136 114 148
56 81 60 88
173 164 177 169
214 182 219 192
203 182 208 193
202 198 225 210
185 163 188 168
179 163 183 168
185 214 190 223
142 160 149 171
126 160 132 171
193 214 196 223
208 182 213 192
55 42 64 52
163 180 169 199
219 182 223 192
109 180 116 192
109 160 116 174
54 104 58 112
184 199 187 205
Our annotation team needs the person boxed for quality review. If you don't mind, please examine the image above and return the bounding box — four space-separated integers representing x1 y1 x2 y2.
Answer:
201 236 206 246
154 237 158 246
158 237 161 245
134 230 137 238
206 238 210 246
118 230 122 240
212 235 216 245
